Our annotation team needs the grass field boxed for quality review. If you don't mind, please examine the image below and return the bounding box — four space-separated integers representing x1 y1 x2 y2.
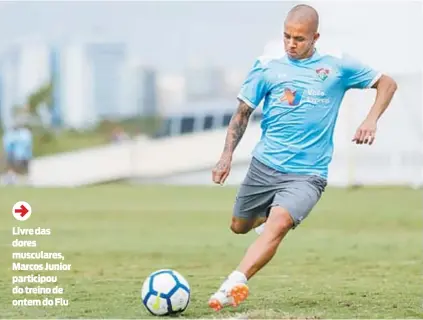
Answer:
0 185 421 319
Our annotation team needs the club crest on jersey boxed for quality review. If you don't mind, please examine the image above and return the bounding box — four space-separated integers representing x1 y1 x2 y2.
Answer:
316 68 330 81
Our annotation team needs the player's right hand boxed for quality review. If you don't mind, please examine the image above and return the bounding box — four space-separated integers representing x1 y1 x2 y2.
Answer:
212 156 232 185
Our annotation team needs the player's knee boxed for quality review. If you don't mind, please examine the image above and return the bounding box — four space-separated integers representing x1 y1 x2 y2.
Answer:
267 207 294 237
230 218 252 234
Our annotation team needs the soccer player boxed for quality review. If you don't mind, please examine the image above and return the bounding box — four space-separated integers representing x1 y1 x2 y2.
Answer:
208 4 397 311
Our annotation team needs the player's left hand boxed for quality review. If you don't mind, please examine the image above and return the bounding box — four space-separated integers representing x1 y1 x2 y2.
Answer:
352 118 377 145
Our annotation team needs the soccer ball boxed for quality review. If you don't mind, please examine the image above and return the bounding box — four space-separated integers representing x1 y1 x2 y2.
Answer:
141 269 191 316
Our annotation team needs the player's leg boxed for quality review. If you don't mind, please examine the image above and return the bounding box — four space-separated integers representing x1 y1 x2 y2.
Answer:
229 158 276 235
230 216 267 234
18 159 29 185
208 175 327 311
208 206 292 311
252 216 267 228
255 175 327 235
208 160 276 311
3 153 17 185
237 176 327 279
253 219 267 235
235 206 293 279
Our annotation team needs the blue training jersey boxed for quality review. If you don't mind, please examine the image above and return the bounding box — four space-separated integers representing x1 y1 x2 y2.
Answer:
13 128 33 161
2 130 15 154
237 49 381 179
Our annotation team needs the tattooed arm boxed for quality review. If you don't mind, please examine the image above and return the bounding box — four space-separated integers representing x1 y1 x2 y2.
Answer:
212 100 254 185
222 100 254 155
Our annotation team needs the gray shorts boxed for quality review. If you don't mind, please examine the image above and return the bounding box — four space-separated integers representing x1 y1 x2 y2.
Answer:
233 157 327 228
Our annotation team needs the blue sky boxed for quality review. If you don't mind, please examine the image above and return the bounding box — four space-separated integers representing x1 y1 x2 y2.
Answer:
0 1 297 72
0 1 420 74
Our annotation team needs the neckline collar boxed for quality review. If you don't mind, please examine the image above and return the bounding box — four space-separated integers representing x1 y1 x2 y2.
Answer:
286 48 319 63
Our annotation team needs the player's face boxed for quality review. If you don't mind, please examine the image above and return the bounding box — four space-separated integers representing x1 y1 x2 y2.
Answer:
283 22 319 59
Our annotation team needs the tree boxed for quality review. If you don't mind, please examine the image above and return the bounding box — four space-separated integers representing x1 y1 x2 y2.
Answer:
26 81 53 125
12 82 56 156
12 81 53 127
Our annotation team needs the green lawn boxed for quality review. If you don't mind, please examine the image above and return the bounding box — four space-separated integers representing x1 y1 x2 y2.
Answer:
0 185 421 319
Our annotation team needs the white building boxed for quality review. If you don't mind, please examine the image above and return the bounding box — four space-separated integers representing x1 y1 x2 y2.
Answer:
51 42 96 129
156 74 186 115
184 63 225 101
0 40 50 128
123 59 159 118
51 40 128 129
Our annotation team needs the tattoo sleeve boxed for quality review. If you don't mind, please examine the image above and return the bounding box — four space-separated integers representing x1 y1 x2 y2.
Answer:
222 100 254 155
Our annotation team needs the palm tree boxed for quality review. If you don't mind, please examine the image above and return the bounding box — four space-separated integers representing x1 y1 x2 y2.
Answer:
26 81 53 126
12 81 53 127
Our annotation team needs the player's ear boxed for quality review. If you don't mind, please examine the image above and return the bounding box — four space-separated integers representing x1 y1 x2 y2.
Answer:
313 33 320 43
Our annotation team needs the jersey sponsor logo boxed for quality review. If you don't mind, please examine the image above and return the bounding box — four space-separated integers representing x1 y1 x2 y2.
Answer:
279 87 330 106
304 88 330 104
279 88 304 106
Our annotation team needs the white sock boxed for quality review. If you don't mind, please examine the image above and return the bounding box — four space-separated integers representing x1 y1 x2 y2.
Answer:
228 270 247 284
255 223 265 235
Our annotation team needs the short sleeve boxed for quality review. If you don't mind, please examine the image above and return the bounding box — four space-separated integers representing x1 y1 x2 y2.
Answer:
237 58 270 109
341 54 382 89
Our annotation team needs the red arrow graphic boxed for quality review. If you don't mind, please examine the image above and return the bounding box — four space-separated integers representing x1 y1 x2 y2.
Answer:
14 205 29 217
